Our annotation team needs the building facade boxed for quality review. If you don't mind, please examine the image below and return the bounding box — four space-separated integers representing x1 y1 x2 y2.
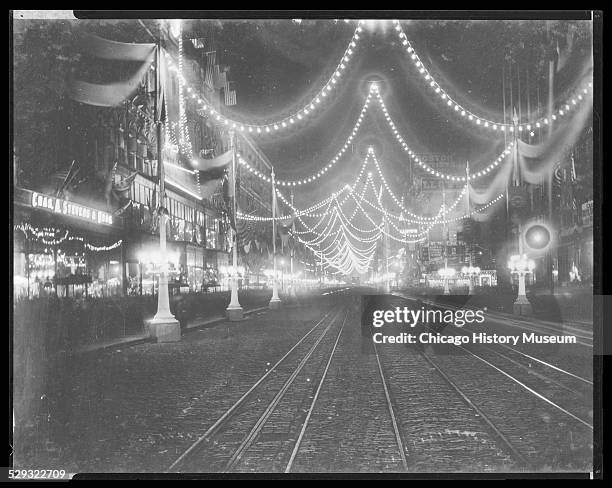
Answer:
13 21 275 300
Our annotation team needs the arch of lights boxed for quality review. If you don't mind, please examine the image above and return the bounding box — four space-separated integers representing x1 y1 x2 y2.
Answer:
161 20 592 276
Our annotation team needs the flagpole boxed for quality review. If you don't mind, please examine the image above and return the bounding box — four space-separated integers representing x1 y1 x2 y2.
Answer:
269 168 281 309
289 190 297 298
442 184 450 295
226 130 243 320
466 160 475 295
150 25 180 342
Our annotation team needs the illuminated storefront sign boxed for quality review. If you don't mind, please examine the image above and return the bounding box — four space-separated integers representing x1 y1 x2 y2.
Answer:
30 191 113 226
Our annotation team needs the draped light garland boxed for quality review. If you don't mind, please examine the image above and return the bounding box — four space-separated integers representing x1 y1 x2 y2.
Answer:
237 91 372 187
160 20 590 277
164 22 365 136
372 85 515 181
392 19 593 134
15 223 123 252
236 84 516 189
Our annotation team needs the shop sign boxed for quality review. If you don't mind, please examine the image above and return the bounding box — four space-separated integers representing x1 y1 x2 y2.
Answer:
30 191 113 226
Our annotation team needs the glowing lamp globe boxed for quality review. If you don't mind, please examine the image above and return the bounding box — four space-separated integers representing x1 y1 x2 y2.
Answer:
525 224 551 251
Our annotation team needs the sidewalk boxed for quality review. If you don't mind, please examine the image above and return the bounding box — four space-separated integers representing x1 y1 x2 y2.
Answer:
74 306 269 355
394 292 593 332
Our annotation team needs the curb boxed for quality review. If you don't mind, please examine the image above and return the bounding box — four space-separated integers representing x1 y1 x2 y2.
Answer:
74 306 270 355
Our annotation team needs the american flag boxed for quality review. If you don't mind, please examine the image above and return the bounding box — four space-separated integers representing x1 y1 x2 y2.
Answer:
204 51 216 89
224 81 236 106
214 68 226 90
190 38 205 49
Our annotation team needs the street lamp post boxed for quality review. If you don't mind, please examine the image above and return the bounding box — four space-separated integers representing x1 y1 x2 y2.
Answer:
226 130 243 321
439 265 455 295
462 265 480 294
508 253 534 315
149 33 180 342
269 169 281 309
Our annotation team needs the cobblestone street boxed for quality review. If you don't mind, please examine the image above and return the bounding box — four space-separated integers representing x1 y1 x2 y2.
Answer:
13 290 593 474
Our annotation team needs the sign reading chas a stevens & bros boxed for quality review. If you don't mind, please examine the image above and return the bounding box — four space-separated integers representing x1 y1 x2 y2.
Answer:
30 191 113 226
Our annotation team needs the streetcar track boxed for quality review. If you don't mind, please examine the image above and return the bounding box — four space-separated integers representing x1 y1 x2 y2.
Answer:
452 344 593 429
417 349 530 467
381 295 592 466
285 310 348 472
166 306 341 472
223 308 345 472
393 294 592 382
374 341 519 470
372 342 410 471
468 343 588 397
395 293 593 344
419 321 593 430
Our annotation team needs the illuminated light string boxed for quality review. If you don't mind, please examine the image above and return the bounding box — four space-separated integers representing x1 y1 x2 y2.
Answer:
164 22 365 136
236 187 343 222
16 223 123 251
164 22 592 194
335 186 432 242
276 156 372 223
240 151 464 225
346 188 433 243
392 19 594 133
288 191 505 277
291 200 381 271
296 226 371 275
372 86 515 181
358 175 447 226
312 234 376 275
237 86 512 188
237 92 372 187
237 153 503 276
238 153 374 223
370 151 467 220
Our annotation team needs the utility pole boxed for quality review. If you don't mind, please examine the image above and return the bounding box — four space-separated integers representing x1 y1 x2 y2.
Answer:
466 161 475 295
289 190 296 298
226 130 243 320
150 24 180 342
442 184 450 295
269 169 281 309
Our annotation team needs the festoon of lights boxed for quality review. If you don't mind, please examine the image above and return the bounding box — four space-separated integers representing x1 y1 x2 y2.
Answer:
240 148 491 230
163 21 365 137
240 152 374 224
344 183 432 244
371 84 515 181
236 91 373 187
391 19 594 135
164 20 592 192
237 82 513 189
15 223 123 251
368 148 468 221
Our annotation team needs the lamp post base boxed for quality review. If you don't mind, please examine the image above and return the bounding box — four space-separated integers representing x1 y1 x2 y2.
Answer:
226 305 244 321
513 296 532 315
269 297 282 310
149 316 181 342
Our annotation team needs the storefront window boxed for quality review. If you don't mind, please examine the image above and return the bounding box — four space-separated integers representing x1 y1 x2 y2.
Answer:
141 262 158 296
206 214 218 249
126 261 141 296
184 221 194 243
171 217 185 241
27 252 56 298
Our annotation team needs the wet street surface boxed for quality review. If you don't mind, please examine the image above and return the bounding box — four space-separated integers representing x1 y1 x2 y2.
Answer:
16 288 593 474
